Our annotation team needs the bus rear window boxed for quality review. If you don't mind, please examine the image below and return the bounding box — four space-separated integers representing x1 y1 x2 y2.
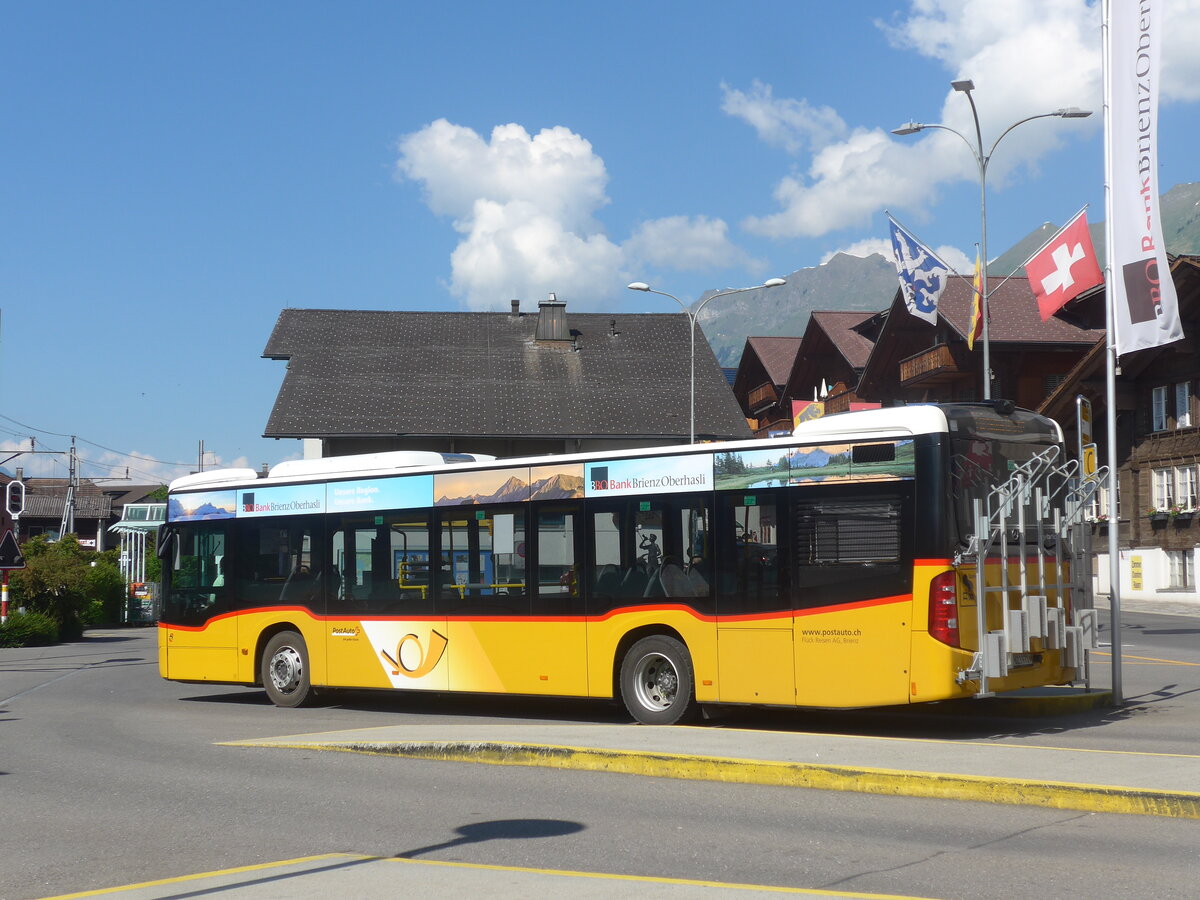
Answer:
950 438 1061 546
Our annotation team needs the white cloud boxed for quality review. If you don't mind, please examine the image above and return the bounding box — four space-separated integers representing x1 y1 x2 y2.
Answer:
931 244 973 274
739 0 1110 240
821 237 970 274
397 120 751 309
820 239 892 264
1160 0 1200 101
397 119 608 229
720 80 848 154
446 198 624 308
622 216 757 272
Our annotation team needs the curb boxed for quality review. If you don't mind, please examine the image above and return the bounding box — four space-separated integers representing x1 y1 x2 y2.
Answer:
227 738 1200 820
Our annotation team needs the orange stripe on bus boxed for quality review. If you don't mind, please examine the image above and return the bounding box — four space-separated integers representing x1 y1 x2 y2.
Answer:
794 594 912 616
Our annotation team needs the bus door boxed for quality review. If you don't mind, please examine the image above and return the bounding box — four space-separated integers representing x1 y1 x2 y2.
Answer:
234 518 325 684
327 512 446 691
792 486 913 707
160 521 238 683
528 502 588 695
438 505 531 694
715 491 796 705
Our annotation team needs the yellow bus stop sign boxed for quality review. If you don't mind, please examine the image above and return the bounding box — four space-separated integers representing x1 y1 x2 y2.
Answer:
1082 443 1098 479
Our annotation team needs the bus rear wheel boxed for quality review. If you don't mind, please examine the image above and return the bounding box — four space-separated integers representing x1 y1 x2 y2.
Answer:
262 631 312 708
619 635 698 725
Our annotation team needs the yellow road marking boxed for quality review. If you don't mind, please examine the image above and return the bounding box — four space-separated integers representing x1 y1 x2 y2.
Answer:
1092 651 1200 666
36 852 939 899
38 854 366 898
383 856 941 897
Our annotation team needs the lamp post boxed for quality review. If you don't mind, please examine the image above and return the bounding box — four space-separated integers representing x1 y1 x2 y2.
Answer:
892 80 1092 400
627 277 787 444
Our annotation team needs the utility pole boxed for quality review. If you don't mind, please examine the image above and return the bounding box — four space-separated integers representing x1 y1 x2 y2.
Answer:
58 437 77 540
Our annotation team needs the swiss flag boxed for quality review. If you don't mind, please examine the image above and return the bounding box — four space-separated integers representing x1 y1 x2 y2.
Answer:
1025 210 1103 321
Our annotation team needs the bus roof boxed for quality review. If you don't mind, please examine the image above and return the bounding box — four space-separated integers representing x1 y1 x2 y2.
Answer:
168 402 1056 494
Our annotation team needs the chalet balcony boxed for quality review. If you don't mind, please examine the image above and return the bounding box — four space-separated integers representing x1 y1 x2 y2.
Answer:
823 391 855 415
899 342 971 386
747 381 779 413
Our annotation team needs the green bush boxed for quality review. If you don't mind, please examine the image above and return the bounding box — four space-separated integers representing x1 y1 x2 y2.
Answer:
8 534 127 638
81 599 106 628
0 610 60 647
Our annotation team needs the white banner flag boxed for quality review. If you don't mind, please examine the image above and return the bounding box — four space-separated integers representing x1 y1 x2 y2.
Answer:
1107 0 1183 355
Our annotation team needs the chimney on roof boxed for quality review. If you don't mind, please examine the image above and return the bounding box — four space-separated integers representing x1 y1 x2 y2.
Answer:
535 292 569 341
510 299 520 317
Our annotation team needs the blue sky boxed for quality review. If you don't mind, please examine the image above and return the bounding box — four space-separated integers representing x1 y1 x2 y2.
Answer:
3 0 1198 484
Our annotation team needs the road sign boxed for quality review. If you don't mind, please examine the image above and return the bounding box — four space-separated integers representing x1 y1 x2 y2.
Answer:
1077 396 1093 445
1082 443 1098 479
0 530 25 569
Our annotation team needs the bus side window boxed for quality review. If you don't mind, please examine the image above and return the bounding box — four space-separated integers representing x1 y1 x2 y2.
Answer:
715 492 782 616
793 489 910 608
532 503 585 617
437 505 528 616
235 521 323 611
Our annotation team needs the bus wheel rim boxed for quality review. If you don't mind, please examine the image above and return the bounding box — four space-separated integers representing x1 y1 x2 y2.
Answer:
632 652 678 711
269 646 303 694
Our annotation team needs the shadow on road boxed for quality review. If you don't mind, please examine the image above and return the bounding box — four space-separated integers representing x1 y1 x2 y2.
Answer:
396 818 585 859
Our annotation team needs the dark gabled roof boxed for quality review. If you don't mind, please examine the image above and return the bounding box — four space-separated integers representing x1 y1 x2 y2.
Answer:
742 337 803 387
780 311 876 404
263 307 751 441
808 311 876 369
23 495 111 519
938 276 1105 345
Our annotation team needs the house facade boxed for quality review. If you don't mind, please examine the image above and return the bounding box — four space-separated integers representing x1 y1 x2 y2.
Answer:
1041 255 1200 602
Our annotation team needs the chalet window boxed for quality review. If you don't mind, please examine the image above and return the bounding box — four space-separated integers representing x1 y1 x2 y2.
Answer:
1088 481 1120 520
1176 466 1199 511
1166 550 1194 591
1151 386 1168 431
1176 381 1193 429
1152 468 1174 510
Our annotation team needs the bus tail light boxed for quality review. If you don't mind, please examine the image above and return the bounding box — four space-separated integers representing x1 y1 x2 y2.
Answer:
928 571 960 647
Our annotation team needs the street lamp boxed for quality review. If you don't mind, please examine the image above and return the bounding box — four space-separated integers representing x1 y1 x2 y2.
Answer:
627 277 787 444
892 79 1092 400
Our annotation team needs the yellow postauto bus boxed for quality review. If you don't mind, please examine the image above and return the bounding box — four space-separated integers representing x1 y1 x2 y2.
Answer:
158 402 1097 724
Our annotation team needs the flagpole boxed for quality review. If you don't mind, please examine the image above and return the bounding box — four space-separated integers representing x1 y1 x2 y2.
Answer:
1101 0 1123 705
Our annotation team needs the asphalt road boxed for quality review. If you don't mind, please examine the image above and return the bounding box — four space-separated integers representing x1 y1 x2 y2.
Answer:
2 611 1199 900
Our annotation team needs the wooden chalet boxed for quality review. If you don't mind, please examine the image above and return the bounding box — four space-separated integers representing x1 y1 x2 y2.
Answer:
1040 254 1200 601
731 337 802 438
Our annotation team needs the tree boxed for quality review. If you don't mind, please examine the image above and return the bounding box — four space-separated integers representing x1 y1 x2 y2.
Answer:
9 534 125 640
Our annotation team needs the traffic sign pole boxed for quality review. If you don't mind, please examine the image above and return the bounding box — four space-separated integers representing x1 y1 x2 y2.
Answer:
2 570 8 624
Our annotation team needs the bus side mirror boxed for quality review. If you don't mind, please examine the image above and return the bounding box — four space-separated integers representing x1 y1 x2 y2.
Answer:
156 526 176 559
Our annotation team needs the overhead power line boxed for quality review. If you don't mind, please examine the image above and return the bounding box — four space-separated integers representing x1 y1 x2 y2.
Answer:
0 413 198 470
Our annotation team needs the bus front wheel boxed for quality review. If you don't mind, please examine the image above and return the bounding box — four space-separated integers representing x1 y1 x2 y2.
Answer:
261 631 312 708
619 635 698 725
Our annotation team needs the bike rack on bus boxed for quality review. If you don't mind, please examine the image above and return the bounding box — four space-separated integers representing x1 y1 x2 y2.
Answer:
954 445 1106 697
